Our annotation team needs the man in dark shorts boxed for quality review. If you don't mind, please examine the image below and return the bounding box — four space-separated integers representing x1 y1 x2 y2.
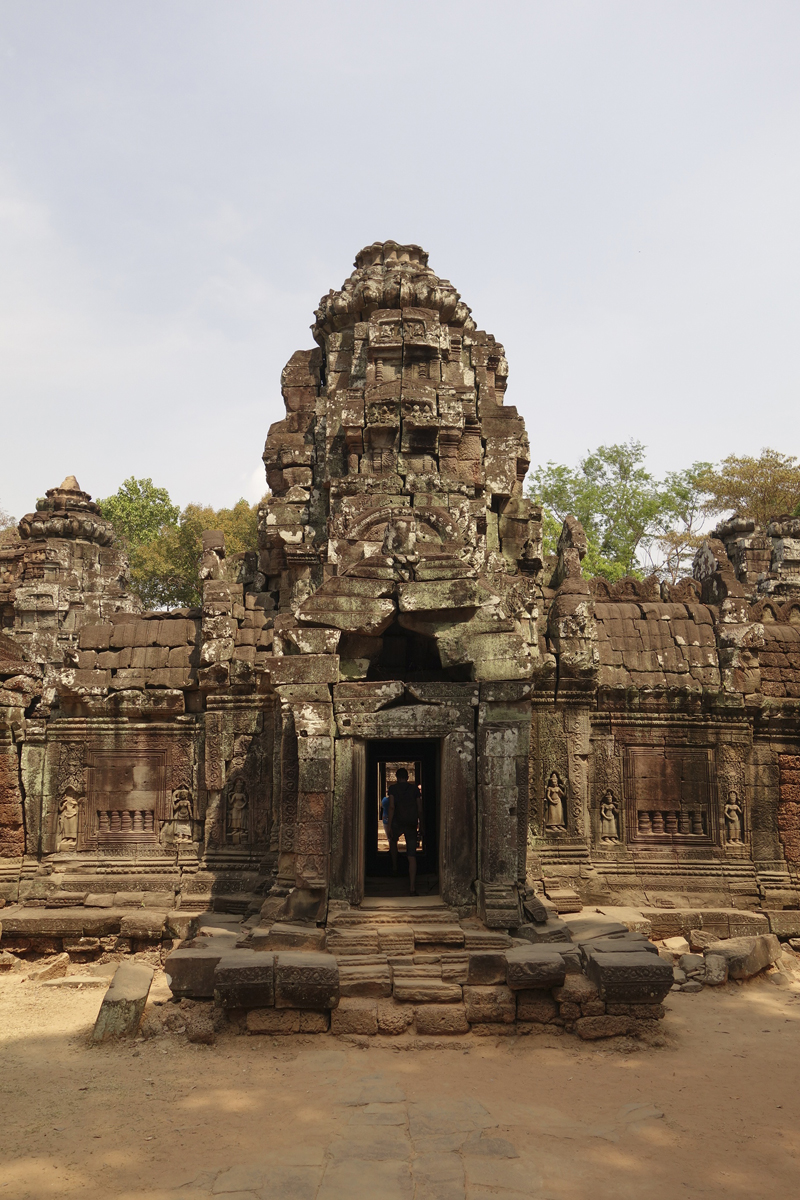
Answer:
386 767 423 895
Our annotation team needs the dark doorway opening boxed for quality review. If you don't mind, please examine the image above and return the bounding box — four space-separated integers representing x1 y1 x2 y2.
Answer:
365 739 438 896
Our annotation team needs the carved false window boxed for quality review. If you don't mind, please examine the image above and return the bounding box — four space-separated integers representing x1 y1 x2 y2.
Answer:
82 749 169 849
623 747 717 846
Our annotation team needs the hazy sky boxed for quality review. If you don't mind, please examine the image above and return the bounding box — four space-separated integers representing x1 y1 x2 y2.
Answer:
1 1 798 520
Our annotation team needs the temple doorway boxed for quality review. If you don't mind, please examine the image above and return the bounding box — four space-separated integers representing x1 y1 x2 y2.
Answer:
364 739 439 896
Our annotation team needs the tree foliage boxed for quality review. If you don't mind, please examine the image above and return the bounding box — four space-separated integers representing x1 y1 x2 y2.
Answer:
97 477 180 546
98 478 261 609
527 440 712 582
0 503 18 549
697 449 800 526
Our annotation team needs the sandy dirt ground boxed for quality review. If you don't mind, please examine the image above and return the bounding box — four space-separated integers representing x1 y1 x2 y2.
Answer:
1 965 799 1200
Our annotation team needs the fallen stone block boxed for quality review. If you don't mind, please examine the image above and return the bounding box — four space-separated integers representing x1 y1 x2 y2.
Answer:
214 950 275 1008
25 952 69 982
577 933 655 956
663 936 690 954
165 911 195 940
251 922 326 952
563 914 629 941
92 962 155 1042
679 953 705 976
584 950 673 1003
765 910 800 939
703 953 729 986
0 951 21 972
575 1015 633 1040
705 934 781 980
505 946 566 990
164 944 236 998
414 1003 469 1035
180 999 216 1044
274 951 339 1009
463 984 516 1024
681 980 703 993
331 996 378 1035
514 918 571 944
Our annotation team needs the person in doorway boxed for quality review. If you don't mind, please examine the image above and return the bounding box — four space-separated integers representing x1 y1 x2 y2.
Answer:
381 790 391 847
387 767 423 895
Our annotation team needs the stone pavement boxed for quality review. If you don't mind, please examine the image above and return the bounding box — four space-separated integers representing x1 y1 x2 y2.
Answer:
168 1056 664 1200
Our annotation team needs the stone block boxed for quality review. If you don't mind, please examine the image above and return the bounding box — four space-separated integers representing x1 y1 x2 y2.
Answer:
563 914 629 941
440 952 469 984
299 1010 330 1033
575 1015 633 1040
84 894 114 908
703 953 729 986
274 951 340 1009
765 910 800 938
119 912 165 941
25 952 69 981
331 996 378 1035
584 950 674 1002
251 922 326 952
463 984 516 1024
377 998 414 1034
414 1003 469 1035
376 925 415 955
247 1008 300 1034
505 946 566 990
413 924 465 949
214 950 276 1008
515 990 558 1023
114 892 145 908
392 964 463 1004
706 934 781 979
164 945 231 998
339 957 393 998
605 1002 665 1019
552 974 599 1004
92 962 154 1042
327 926 380 956
514 918 572 944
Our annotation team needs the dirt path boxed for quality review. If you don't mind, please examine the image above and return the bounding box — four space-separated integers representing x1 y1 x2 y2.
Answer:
1 969 799 1200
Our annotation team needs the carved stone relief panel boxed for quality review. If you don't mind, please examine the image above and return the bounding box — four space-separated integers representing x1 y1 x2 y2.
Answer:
82 748 169 849
623 746 718 846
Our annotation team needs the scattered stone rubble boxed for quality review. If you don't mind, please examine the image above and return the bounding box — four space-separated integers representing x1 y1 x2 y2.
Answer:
2 241 800 1043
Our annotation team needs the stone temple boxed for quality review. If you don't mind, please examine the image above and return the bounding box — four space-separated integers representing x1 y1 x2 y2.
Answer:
1 241 799 1036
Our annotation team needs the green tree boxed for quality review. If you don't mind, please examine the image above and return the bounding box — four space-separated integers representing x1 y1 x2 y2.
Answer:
697 449 800 526
98 477 262 609
130 499 260 609
0 503 18 549
527 443 715 583
97 477 180 545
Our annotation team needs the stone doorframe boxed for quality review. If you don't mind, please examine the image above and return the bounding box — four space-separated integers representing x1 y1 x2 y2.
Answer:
329 699 477 908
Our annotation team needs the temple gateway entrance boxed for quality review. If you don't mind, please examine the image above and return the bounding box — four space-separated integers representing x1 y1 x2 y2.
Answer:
365 739 439 896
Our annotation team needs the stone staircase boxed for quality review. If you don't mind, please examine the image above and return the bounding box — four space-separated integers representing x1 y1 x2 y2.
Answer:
324 899 511 1001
